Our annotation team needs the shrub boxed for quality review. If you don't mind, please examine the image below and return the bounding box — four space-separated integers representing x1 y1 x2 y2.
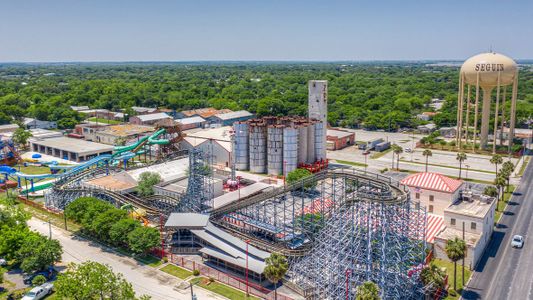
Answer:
32 274 47 286
162 257 169 263
193 269 200 276
483 186 498 197
448 289 457 297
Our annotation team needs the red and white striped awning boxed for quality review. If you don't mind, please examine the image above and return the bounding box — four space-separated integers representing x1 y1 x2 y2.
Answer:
425 213 444 243
401 172 463 193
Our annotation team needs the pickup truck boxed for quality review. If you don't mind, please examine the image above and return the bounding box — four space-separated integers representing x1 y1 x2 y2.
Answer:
21 283 53 300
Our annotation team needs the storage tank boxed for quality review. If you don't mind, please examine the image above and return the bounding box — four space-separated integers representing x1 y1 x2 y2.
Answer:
307 121 316 163
283 127 298 175
249 123 267 173
233 122 249 170
314 121 326 160
297 124 309 164
267 125 284 175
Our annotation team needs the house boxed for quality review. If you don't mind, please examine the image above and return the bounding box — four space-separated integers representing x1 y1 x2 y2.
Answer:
78 109 116 120
434 191 496 268
129 113 173 126
70 105 90 112
74 123 110 141
209 110 254 126
439 127 457 138
417 123 437 134
326 129 355 150
176 116 207 130
23 118 57 130
401 172 463 215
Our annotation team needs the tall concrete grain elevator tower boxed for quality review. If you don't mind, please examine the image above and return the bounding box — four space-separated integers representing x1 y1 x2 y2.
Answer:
308 80 328 160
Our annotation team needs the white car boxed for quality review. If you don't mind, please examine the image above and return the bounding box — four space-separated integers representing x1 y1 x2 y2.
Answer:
405 148 412 153
511 235 524 248
0 258 6 266
21 283 53 300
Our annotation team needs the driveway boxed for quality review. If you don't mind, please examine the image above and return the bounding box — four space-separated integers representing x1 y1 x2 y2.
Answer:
28 218 223 300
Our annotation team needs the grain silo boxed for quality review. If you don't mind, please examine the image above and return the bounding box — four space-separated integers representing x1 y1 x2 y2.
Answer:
267 125 284 175
283 126 299 176
249 122 267 173
233 122 249 170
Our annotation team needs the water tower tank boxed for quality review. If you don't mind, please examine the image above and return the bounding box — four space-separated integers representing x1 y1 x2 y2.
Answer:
460 52 517 87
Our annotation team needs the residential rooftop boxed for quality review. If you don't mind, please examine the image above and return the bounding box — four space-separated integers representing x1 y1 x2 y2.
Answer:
213 110 253 120
134 112 172 122
445 193 496 219
98 124 155 137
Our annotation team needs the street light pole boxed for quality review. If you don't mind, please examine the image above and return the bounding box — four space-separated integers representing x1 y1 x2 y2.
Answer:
246 239 250 296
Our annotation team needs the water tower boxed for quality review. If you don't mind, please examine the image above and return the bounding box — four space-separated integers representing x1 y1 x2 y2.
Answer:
456 52 518 153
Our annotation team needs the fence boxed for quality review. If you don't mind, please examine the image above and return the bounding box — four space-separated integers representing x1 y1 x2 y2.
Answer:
171 256 293 300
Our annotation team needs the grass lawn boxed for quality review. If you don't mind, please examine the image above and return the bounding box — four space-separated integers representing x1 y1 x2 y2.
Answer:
370 148 392 159
19 201 82 232
399 159 496 174
518 157 530 176
335 160 367 168
136 255 163 267
495 185 516 223
432 258 471 299
15 164 52 175
160 264 193 279
190 277 259 300
87 117 121 124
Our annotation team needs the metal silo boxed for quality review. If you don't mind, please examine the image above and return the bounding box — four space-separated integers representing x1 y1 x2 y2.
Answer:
283 126 298 175
297 124 308 164
314 121 326 160
267 125 284 175
307 121 316 163
249 123 267 173
233 122 249 170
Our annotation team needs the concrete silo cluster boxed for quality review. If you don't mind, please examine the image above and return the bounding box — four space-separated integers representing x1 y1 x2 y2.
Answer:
233 116 326 176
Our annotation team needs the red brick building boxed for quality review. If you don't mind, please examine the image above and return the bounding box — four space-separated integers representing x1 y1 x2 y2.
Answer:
326 129 355 150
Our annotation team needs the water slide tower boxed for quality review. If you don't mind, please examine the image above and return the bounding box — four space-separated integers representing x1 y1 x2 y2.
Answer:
456 52 518 153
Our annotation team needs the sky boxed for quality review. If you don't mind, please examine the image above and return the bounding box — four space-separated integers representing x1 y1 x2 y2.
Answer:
1 0 532 62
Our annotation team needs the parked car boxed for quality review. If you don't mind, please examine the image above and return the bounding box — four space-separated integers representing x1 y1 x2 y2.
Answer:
22 268 56 285
0 258 7 266
511 235 524 248
21 283 54 300
405 147 412 153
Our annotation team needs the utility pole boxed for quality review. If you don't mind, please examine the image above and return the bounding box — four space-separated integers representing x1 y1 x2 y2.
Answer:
48 219 52 240
462 221 465 286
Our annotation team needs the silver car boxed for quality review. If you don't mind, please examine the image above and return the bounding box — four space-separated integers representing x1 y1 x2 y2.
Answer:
511 235 524 248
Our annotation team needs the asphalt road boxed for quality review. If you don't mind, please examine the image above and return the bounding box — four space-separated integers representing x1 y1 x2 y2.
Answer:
28 218 223 300
462 157 533 300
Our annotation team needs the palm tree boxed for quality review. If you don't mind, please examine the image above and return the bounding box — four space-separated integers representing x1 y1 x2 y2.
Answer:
264 253 288 300
490 154 503 178
422 149 432 172
445 237 466 291
439 140 447 150
456 152 467 179
494 175 507 204
502 161 515 192
420 263 446 296
356 281 380 300
393 145 403 170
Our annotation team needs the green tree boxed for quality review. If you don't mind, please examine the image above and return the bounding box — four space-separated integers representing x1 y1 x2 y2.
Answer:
32 274 47 286
136 172 162 197
16 233 63 273
355 281 380 300
439 140 447 150
12 127 33 149
422 149 432 172
115 136 128 146
494 175 507 203
55 261 136 300
109 218 141 246
420 263 446 295
286 168 315 188
490 154 503 178
501 161 515 192
392 144 403 170
127 227 160 255
89 209 128 242
264 253 288 300
483 186 498 198
456 152 467 179
64 197 99 223
445 237 466 291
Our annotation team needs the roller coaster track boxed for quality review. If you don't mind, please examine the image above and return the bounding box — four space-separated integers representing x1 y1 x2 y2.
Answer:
209 168 410 256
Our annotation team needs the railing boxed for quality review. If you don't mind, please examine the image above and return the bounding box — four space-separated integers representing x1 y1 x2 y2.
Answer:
171 256 293 300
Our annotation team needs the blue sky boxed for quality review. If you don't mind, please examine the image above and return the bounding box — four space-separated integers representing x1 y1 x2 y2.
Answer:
1 0 532 62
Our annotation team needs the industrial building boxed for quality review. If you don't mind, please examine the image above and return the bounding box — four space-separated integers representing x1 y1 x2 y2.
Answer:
209 110 254 126
401 172 464 215
326 129 355 150
233 116 325 176
129 112 173 126
434 191 496 268
23 118 57 130
29 136 114 162
94 124 155 145
176 116 207 130
176 107 232 119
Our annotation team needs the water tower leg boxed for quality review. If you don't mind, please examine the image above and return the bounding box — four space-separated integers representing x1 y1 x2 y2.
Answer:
472 74 480 152
480 87 494 150
508 76 518 154
492 73 501 154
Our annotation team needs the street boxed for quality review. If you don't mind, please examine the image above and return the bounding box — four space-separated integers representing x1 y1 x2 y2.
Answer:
462 156 533 299
28 219 222 300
